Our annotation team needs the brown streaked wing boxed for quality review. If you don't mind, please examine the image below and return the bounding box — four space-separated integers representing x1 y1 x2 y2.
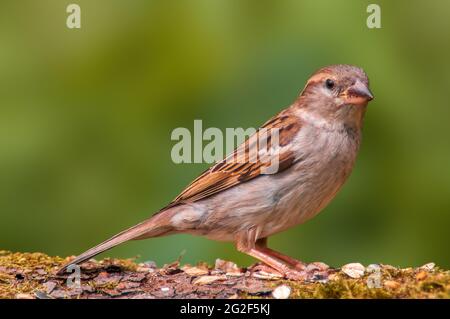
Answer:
164 110 301 208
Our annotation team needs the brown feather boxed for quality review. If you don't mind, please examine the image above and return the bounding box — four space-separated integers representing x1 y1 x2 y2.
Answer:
162 110 302 209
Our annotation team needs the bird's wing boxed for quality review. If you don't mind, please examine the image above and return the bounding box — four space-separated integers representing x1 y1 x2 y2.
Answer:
164 110 301 208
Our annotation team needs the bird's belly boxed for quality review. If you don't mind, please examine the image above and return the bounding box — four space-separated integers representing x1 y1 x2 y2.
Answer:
188 131 359 241
260 170 347 237
195 160 352 241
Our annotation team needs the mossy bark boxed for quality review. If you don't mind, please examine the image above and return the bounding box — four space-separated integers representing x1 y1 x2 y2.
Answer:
1 250 449 299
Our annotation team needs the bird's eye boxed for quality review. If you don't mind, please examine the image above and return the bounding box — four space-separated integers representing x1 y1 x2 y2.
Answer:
325 79 335 90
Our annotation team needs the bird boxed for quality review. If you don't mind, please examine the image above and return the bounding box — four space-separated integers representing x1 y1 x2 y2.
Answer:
57 64 374 279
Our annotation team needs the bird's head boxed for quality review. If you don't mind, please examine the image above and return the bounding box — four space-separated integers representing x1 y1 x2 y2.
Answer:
297 64 374 129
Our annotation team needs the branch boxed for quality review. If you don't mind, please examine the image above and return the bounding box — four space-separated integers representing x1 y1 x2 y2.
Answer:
0 251 448 299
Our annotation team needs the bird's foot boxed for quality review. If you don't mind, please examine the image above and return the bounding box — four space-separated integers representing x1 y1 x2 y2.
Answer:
306 262 330 272
296 262 331 282
284 269 308 281
249 263 284 278
248 262 330 282
248 263 308 281
285 263 331 281
291 261 307 271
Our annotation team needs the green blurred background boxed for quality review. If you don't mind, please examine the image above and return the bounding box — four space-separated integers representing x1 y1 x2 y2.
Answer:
1 0 449 269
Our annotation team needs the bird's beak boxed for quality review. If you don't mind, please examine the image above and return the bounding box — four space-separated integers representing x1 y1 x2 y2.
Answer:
342 80 374 105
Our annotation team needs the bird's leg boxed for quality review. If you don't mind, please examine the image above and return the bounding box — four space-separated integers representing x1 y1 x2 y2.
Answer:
236 229 306 280
255 238 306 271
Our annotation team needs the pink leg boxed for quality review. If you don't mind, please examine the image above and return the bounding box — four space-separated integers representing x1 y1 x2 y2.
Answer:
236 231 306 280
256 238 306 270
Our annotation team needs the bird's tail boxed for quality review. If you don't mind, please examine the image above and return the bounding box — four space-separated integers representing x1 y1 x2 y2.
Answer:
56 210 175 275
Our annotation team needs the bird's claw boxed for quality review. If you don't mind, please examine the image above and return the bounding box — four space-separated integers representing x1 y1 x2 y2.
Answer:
284 269 308 281
285 263 331 281
249 263 284 278
249 262 330 282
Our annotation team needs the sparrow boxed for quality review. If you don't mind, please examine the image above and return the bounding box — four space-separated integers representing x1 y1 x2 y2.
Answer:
58 64 373 279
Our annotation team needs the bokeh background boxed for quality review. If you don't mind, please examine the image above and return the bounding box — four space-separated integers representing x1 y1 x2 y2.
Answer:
1 0 449 269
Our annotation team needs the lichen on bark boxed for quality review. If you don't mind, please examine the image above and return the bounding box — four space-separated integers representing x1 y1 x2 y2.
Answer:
0 250 449 299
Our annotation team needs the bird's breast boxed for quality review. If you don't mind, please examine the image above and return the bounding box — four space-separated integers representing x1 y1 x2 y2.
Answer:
262 126 361 236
